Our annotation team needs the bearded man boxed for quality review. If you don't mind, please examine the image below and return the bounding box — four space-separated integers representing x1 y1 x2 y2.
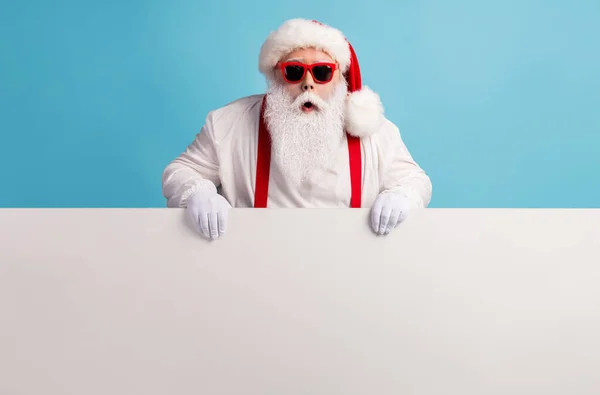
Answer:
162 18 432 240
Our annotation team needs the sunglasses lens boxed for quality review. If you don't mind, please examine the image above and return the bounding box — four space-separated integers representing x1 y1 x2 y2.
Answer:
312 65 333 82
284 65 305 82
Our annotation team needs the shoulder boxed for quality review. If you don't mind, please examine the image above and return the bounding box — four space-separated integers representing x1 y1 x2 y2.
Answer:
204 94 264 141
361 116 418 162
210 94 263 121
364 117 403 147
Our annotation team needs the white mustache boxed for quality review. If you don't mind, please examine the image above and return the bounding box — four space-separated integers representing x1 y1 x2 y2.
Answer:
292 91 329 110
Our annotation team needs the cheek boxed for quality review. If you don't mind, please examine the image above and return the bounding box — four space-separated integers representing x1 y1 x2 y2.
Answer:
291 83 309 98
322 73 342 95
284 84 299 96
317 81 338 100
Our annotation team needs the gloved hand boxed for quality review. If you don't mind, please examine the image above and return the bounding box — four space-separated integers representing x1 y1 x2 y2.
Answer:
370 192 410 235
186 190 232 240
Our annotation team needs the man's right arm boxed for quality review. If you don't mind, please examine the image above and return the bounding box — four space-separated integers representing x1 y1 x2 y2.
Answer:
162 113 221 208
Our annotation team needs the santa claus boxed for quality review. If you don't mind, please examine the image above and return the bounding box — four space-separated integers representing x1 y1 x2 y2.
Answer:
162 18 432 240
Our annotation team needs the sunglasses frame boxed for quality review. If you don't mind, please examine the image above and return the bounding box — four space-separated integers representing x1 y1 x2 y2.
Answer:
277 61 338 84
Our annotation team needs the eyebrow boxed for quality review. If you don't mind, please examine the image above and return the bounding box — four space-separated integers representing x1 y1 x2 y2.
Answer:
283 58 333 63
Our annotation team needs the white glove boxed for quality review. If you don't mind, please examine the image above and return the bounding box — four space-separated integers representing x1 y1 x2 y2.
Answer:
370 192 410 235
186 190 232 240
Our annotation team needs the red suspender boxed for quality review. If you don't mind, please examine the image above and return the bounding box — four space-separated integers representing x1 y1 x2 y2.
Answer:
254 95 362 208
346 135 362 208
254 97 271 208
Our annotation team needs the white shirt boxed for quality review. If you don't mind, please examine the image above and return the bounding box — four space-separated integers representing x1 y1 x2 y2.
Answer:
162 94 432 209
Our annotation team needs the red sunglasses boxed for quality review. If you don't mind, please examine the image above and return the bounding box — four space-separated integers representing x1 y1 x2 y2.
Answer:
277 61 338 84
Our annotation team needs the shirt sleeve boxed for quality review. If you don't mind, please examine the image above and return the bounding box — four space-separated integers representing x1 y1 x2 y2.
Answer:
162 112 221 208
376 120 433 209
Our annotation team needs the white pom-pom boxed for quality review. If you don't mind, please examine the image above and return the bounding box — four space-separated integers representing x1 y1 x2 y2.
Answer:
344 86 385 137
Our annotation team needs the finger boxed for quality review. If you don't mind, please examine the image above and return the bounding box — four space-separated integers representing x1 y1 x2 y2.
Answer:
218 209 228 236
187 207 201 234
370 200 384 233
384 209 401 235
208 212 219 239
378 205 392 235
198 212 210 239
398 209 408 224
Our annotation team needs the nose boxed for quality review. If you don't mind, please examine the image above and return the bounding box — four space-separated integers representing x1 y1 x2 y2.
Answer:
302 71 315 91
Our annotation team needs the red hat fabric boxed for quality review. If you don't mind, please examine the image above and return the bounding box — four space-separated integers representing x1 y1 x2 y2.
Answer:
259 18 385 137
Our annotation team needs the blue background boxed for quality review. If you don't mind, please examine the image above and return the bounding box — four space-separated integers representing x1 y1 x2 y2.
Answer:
1 0 598 208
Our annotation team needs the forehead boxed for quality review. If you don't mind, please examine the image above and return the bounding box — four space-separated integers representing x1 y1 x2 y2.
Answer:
282 47 335 63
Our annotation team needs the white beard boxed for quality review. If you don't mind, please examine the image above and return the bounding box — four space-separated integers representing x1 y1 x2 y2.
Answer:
263 81 348 186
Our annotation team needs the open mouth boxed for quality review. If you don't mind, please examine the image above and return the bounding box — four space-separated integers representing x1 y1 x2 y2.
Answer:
301 101 316 113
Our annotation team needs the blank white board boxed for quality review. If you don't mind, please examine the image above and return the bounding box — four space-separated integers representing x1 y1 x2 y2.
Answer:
1 208 600 394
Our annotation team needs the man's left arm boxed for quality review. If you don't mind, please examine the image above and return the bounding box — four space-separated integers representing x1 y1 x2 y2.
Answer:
371 120 433 235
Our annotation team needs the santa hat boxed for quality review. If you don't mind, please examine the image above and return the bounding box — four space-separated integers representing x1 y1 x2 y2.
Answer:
258 18 385 138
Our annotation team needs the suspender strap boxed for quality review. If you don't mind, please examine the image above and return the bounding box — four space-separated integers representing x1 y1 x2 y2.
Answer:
254 96 271 208
254 95 362 208
347 134 362 208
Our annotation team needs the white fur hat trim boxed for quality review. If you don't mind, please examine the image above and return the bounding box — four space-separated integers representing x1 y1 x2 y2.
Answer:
259 18 351 75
